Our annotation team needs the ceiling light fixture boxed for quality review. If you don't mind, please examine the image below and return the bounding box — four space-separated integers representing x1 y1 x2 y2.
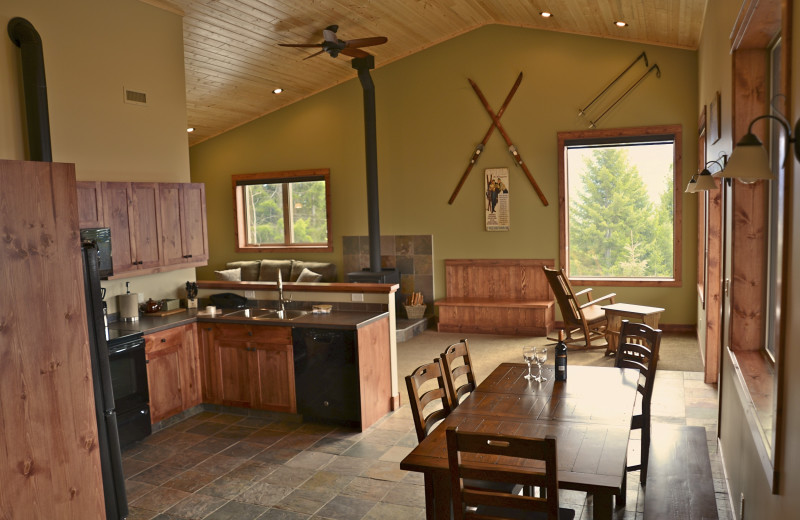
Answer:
540 12 553 18
187 127 194 133
272 88 284 94
615 21 628 27
718 114 799 183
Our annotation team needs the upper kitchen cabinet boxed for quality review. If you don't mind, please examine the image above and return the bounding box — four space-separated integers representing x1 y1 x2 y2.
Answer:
76 180 208 278
76 181 104 228
159 183 209 266
102 182 162 274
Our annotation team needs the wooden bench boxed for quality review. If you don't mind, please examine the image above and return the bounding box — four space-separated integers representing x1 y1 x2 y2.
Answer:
435 259 555 336
644 425 718 519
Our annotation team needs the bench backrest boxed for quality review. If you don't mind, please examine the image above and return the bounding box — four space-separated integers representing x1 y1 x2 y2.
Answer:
444 259 554 300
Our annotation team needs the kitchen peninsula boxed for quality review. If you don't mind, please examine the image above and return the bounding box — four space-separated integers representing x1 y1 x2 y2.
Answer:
108 280 399 432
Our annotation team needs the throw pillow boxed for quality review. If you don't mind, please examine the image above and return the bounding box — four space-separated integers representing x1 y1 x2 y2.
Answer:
295 268 323 283
214 267 242 281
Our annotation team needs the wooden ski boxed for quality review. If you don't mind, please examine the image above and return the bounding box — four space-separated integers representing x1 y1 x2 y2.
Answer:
448 72 523 205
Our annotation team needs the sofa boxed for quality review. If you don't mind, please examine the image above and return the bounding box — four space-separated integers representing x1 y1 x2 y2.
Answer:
215 259 337 283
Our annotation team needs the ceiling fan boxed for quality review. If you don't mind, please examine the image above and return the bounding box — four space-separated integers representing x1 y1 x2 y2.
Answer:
279 25 388 60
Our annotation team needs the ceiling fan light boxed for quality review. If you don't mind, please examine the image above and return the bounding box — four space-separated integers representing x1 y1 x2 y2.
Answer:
717 132 774 183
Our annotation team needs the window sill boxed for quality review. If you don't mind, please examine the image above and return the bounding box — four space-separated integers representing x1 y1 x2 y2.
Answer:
568 276 680 288
236 244 333 253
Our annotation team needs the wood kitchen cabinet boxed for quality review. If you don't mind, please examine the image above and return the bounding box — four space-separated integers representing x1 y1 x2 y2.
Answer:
145 323 201 424
198 323 296 414
75 180 208 277
159 183 209 265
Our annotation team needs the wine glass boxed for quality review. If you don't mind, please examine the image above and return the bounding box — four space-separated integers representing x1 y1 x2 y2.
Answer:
522 346 536 380
533 347 548 382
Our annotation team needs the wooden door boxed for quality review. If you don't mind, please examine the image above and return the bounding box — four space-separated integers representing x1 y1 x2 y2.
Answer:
181 183 209 263
76 181 105 228
145 333 184 424
130 182 162 269
215 339 255 408
0 160 105 518
253 343 296 413
102 182 137 274
159 183 186 265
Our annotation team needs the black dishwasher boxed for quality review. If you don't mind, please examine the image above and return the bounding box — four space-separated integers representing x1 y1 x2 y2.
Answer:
292 328 360 426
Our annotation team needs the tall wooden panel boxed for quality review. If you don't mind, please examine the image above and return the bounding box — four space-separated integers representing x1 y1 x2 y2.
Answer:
0 160 105 519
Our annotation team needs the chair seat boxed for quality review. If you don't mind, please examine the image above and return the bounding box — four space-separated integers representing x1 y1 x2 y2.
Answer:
582 304 607 324
474 504 576 520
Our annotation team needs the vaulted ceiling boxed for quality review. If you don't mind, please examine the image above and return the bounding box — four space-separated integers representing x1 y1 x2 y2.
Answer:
144 0 709 146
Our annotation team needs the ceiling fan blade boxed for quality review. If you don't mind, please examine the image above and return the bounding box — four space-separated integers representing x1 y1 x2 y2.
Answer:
344 36 388 48
340 47 370 59
302 49 327 60
279 43 324 48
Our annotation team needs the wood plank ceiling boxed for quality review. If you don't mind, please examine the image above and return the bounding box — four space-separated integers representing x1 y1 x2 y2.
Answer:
144 0 709 146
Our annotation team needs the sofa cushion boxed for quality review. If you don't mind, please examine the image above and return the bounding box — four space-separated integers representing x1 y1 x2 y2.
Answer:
225 261 261 281
290 261 337 282
214 267 242 281
259 259 294 282
295 268 323 282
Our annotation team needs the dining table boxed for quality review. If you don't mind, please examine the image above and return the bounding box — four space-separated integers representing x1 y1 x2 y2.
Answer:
400 363 640 520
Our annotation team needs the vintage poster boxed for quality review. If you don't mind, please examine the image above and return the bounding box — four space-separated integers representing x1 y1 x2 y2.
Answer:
485 167 509 231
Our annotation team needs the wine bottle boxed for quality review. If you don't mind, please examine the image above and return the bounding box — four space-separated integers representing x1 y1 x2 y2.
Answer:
555 330 567 381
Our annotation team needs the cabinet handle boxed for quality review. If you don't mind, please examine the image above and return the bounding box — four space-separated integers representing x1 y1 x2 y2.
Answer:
246 347 256 352
161 338 166 342
248 331 253 336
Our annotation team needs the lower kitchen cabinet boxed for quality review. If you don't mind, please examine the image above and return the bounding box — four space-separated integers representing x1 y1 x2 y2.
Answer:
198 323 296 414
144 323 201 424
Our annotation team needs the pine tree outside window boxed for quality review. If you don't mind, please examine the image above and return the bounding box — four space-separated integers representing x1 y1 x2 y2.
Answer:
557 126 682 287
233 169 332 252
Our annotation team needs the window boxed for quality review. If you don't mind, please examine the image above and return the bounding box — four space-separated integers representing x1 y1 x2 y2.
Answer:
557 125 682 286
233 169 332 252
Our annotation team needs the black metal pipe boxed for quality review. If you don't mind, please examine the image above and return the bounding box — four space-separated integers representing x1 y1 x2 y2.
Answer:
352 55 381 273
8 17 52 162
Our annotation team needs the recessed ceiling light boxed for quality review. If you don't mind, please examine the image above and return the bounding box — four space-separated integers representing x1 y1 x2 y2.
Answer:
272 88 284 94
187 127 195 133
540 12 553 18
615 21 628 27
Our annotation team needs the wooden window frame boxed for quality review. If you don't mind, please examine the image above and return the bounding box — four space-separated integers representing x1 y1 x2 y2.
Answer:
232 168 332 253
557 124 683 287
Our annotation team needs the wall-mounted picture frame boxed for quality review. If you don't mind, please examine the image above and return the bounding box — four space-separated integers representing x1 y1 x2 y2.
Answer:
709 91 721 144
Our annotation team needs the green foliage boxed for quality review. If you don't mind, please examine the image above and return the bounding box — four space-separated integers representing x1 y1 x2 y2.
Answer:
245 180 328 245
568 147 673 278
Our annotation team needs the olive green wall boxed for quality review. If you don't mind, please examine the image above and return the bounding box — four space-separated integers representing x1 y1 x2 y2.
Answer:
190 24 699 325
0 0 196 312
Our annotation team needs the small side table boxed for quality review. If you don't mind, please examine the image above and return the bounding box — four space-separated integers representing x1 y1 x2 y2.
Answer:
601 303 665 356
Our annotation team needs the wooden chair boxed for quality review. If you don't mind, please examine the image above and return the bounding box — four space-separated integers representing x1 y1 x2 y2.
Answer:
542 266 616 349
440 339 477 407
614 319 661 485
406 360 452 520
446 427 575 520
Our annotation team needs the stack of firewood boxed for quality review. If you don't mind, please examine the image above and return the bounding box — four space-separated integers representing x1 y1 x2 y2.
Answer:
406 292 424 306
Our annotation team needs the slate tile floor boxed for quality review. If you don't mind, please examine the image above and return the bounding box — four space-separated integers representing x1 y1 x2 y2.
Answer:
123 370 730 520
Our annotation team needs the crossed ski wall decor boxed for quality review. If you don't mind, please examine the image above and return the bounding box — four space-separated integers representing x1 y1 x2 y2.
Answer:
449 72 549 206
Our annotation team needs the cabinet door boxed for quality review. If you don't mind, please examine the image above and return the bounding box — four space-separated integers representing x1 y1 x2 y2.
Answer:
197 325 218 403
102 182 137 274
253 342 296 413
159 183 185 265
145 329 184 424
180 323 202 409
76 181 104 228
130 182 162 269
215 339 254 408
180 183 208 263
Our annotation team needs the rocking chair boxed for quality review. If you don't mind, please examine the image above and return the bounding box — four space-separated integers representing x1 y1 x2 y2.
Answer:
543 266 616 349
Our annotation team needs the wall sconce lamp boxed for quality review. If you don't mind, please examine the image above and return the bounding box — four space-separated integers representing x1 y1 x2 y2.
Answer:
686 156 727 193
717 114 800 183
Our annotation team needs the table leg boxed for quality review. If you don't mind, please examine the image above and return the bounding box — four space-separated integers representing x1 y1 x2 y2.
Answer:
604 313 621 356
616 469 627 507
432 471 451 520
593 492 614 520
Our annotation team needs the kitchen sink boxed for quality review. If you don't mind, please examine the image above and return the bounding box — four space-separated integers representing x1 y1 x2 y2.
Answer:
220 308 308 320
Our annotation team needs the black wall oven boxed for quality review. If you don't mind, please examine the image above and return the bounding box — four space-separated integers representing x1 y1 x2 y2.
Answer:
106 330 151 447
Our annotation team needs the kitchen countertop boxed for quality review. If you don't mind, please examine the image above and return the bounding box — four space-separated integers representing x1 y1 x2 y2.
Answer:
107 308 389 335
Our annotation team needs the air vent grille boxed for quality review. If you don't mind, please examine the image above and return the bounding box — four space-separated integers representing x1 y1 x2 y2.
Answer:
124 88 147 106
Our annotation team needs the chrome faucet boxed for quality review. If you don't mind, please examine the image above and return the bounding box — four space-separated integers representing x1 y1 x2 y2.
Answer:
277 270 285 313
